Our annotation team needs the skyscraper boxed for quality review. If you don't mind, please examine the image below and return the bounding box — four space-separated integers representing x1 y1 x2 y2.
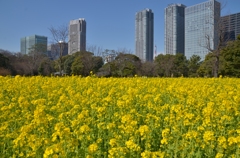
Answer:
21 35 47 54
185 0 220 60
135 9 154 62
165 4 186 55
68 18 86 55
221 12 240 41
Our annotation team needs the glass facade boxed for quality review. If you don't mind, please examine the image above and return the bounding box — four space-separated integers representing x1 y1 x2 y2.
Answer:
68 18 86 55
135 9 154 62
165 4 186 55
185 0 220 60
221 12 240 41
20 35 47 54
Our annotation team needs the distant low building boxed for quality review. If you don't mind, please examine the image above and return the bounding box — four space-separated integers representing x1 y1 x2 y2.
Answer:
104 54 116 64
21 35 47 54
48 43 68 60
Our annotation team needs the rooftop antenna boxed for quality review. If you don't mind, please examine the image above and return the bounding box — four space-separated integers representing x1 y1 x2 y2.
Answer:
154 44 157 59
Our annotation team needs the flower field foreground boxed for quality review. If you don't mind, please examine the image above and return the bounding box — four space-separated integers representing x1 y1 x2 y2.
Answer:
0 76 240 158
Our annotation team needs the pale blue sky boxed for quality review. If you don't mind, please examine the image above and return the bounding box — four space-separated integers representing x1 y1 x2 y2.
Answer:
0 0 239 54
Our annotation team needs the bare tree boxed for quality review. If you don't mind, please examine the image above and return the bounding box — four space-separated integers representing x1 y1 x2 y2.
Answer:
102 49 118 64
10 53 32 76
100 48 133 64
49 24 68 75
116 48 133 54
86 44 104 56
27 43 48 75
141 61 157 77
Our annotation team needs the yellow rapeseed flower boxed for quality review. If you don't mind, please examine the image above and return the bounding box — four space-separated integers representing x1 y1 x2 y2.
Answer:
88 143 98 153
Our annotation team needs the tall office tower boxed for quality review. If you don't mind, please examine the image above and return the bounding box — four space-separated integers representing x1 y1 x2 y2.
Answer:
135 8 154 62
165 4 186 55
185 0 220 60
21 35 47 54
68 18 86 55
221 12 240 41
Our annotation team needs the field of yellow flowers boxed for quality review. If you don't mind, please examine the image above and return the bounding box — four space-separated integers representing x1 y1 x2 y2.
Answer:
0 76 240 157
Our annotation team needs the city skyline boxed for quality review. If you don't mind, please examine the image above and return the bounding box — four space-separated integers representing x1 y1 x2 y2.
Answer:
0 0 240 55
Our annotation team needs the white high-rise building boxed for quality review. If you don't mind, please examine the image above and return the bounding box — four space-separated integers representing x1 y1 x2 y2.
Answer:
68 18 86 55
135 9 154 62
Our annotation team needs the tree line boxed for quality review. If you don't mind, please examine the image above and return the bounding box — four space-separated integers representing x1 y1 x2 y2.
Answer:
0 35 240 77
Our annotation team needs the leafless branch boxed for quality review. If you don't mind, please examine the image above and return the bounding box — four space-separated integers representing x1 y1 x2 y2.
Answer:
116 48 133 54
49 24 68 75
86 44 104 57
49 24 68 43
